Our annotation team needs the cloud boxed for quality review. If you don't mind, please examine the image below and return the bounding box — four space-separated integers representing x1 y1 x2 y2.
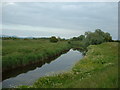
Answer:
6 2 16 5
2 2 118 39
2 24 84 38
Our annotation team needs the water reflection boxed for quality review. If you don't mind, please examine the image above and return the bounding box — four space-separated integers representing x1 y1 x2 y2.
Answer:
2 49 83 88
2 51 67 81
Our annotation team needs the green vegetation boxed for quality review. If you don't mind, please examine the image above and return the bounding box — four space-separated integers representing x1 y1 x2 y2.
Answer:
19 42 118 88
2 39 71 72
69 29 112 50
50 36 58 43
2 29 119 88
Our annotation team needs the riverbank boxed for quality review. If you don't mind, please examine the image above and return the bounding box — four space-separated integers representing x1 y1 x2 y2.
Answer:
2 40 71 73
2 49 83 88
20 42 118 88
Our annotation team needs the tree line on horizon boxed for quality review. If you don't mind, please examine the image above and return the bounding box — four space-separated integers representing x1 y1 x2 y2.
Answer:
1 29 119 44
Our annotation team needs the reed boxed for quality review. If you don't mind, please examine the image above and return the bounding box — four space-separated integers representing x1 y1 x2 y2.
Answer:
2 39 71 72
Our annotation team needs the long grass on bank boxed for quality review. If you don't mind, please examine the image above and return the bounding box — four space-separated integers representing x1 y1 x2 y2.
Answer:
2 39 70 72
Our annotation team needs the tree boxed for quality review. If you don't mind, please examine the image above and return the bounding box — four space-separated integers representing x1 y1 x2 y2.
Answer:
68 29 113 50
50 36 58 43
72 37 78 40
78 35 85 41
81 29 112 46
95 29 104 35
104 32 112 42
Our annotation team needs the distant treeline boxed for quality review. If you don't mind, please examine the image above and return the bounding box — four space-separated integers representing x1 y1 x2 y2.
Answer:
1 29 119 44
2 37 49 40
1 36 66 41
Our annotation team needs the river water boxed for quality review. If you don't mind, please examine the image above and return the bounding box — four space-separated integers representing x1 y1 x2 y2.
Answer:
2 49 83 88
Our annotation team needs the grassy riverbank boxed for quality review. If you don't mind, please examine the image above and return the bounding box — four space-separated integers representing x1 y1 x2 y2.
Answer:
20 42 118 88
2 39 71 72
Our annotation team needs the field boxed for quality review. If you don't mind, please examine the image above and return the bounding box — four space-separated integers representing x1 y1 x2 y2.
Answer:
20 42 118 88
2 39 71 72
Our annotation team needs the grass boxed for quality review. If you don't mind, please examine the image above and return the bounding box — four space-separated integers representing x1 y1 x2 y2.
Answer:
2 39 71 72
19 42 118 88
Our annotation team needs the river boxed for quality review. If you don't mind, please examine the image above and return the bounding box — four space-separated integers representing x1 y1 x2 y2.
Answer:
2 49 83 88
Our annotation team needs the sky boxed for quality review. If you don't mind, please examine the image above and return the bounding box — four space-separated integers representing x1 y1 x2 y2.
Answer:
1 2 118 39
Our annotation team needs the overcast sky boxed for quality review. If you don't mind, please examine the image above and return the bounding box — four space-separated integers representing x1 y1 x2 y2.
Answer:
2 2 118 39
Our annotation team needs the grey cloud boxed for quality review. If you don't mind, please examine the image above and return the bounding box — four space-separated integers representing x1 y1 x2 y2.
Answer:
2 2 118 39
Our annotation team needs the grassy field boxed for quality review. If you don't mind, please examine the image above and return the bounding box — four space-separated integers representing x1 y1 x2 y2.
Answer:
2 39 71 72
20 42 118 88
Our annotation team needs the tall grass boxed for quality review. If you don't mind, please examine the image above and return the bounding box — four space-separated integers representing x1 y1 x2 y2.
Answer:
2 39 71 72
20 42 118 88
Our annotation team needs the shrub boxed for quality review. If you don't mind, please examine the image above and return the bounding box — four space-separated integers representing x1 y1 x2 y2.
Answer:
69 29 113 50
50 36 58 43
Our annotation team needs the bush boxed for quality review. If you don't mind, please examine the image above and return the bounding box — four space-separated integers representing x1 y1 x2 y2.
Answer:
50 36 58 43
69 29 113 50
